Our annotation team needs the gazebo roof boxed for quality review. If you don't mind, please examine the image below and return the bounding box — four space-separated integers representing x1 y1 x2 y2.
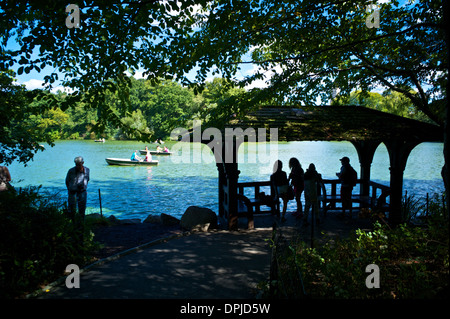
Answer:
226 105 443 143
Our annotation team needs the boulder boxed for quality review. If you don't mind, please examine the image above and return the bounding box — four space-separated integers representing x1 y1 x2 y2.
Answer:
107 215 141 225
143 214 161 224
107 215 119 225
160 213 180 226
180 206 217 231
118 218 141 225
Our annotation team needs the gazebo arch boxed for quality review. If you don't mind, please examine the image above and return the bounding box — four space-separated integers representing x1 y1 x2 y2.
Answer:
199 105 443 230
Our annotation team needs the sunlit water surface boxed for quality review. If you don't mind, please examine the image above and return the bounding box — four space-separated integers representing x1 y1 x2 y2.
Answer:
7 140 444 219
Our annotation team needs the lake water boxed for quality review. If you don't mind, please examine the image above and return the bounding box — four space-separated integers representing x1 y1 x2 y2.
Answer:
6 140 445 220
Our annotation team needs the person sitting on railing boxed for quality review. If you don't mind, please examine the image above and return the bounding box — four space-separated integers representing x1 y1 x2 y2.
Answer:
336 156 357 218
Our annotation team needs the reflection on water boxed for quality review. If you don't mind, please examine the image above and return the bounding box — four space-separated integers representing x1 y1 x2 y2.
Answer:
7 140 444 220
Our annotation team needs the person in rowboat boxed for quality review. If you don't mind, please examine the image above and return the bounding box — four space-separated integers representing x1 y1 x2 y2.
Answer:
144 149 152 162
131 150 142 161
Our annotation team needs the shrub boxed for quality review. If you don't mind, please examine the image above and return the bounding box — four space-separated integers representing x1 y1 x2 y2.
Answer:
0 187 95 298
268 195 449 299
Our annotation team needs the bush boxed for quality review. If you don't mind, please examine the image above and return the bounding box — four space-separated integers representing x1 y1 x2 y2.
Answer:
268 196 449 299
0 187 95 298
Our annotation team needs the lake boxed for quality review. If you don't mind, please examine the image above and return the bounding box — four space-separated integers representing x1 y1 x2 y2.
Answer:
6 140 445 220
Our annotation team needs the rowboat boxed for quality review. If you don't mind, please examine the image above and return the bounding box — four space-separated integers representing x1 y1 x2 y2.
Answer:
139 150 173 156
105 158 159 166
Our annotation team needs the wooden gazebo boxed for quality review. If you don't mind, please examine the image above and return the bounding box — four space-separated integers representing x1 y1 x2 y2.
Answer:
200 105 443 230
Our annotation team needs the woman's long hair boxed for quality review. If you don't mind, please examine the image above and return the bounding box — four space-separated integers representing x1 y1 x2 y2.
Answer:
289 157 301 170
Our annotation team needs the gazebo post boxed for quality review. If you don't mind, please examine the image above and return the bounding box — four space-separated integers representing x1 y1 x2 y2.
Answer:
351 140 381 199
224 162 240 230
203 131 245 230
216 162 225 218
223 138 243 230
385 139 421 226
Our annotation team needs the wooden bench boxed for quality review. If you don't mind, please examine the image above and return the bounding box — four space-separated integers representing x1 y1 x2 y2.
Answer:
318 179 390 216
237 181 280 229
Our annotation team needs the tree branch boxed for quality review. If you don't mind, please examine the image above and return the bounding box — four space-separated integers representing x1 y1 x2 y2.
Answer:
354 49 443 125
235 22 442 66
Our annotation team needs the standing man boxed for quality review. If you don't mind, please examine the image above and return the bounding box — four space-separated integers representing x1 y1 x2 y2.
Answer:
336 156 357 218
66 156 90 223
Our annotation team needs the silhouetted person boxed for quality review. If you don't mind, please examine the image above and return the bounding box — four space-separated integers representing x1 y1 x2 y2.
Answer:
271 160 290 222
66 156 90 223
336 156 357 218
303 163 322 225
288 157 304 218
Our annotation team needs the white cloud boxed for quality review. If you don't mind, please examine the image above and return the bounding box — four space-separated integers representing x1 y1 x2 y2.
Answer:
134 70 145 79
128 70 145 80
50 86 75 94
18 79 74 94
22 79 45 90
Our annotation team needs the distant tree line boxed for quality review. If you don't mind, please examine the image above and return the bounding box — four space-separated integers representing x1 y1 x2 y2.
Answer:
25 76 246 142
33 82 432 141
17 74 431 143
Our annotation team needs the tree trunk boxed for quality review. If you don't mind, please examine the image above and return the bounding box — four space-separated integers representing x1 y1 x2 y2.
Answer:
443 0 450 218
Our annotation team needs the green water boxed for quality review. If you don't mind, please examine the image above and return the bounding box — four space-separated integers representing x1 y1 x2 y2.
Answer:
6 140 445 219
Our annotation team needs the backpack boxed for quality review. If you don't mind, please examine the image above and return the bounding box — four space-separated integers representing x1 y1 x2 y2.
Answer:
349 166 357 187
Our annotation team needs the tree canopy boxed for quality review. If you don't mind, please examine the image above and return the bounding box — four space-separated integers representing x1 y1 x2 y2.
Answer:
172 0 446 125
1 0 447 165
2 0 446 121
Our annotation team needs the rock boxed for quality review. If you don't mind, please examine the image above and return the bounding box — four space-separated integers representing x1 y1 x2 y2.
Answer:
118 218 141 225
143 214 161 224
106 215 141 225
107 215 119 225
160 213 180 226
180 206 217 231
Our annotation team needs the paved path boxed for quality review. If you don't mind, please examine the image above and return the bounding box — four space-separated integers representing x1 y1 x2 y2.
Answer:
38 212 372 299
39 228 274 299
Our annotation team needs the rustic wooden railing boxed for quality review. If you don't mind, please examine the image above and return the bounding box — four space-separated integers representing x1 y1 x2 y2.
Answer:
318 179 390 214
